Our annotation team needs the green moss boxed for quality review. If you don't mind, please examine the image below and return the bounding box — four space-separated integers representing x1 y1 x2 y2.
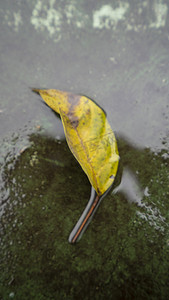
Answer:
0 134 168 300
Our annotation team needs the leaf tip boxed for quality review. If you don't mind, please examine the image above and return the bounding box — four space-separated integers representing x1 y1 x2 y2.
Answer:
31 88 41 95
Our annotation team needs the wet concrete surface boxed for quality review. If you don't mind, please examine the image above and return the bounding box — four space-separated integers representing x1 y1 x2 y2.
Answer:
0 1 169 299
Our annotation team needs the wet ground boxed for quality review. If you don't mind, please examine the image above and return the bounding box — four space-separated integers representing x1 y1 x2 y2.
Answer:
0 1 169 299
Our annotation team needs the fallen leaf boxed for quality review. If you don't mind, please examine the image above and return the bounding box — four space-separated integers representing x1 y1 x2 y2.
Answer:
33 88 119 196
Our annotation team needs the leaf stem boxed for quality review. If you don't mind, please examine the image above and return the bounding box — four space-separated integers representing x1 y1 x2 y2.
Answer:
68 187 109 244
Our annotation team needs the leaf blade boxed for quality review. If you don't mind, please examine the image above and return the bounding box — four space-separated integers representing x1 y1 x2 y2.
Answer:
36 89 119 195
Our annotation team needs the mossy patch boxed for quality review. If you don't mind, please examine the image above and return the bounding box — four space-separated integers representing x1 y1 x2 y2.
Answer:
0 133 168 299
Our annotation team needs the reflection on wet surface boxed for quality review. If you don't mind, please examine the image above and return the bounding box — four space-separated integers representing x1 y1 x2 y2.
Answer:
113 167 144 205
113 166 167 233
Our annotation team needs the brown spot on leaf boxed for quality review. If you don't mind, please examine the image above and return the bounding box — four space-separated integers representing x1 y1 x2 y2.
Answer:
67 112 79 128
68 93 80 108
71 119 79 128
66 93 81 128
86 108 91 116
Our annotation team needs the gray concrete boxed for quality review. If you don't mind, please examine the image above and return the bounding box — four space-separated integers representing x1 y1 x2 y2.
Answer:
0 0 168 151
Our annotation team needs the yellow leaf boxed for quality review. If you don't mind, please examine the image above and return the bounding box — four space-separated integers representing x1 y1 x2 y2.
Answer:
33 89 119 196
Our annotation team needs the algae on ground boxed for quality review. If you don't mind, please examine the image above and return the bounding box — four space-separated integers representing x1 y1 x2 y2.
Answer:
0 133 168 300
